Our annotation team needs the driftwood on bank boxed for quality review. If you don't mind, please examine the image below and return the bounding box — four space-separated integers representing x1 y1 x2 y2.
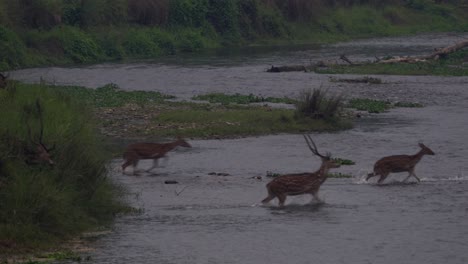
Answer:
266 40 468 73
376 40 468 64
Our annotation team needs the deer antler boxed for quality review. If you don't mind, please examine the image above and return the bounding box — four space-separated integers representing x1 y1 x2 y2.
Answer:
303 134 328 159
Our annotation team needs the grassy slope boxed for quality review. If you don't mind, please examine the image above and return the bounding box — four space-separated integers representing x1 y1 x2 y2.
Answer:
1 2 467 71
0 82 128 254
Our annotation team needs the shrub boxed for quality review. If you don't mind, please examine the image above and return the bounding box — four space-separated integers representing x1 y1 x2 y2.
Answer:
0 26 28 70
168 0 209 27
295 88 344 120
19 0 62 29
0 83 127 248
128 0 170 26
174 29 205 52
206 0 241 41
123 28 161 57
81 0 128 26
54 26 102 63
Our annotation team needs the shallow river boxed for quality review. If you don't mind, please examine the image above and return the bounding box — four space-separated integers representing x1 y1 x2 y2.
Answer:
12 33 468 264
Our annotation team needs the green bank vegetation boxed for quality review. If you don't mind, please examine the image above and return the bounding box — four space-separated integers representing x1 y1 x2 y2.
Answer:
1 0 468 71
192 93 296 105
0 82 129 255
347 98 424 113
58 84 351 139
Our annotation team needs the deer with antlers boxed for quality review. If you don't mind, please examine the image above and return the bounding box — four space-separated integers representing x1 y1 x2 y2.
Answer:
24 99 55 166
0 73 7 89
366 143 435 184
122 137 192 175
261 135 340 207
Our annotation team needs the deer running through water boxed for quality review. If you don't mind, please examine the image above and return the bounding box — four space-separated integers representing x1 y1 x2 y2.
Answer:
261 135 340 207
366 143 435 184
122 137 192 175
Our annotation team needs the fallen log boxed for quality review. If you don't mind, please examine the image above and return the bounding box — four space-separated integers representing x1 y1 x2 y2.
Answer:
378 40 468 64
267 65 307 72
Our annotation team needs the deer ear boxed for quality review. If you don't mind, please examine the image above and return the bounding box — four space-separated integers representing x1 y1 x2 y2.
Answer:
418 142 425 148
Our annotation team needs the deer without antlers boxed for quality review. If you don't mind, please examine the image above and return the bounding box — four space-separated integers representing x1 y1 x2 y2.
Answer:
122 137 192 175
261 135 340 207
366 143 435 184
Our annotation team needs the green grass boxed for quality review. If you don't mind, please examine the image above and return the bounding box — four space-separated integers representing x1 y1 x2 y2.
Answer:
0 82 128 253
56 83 174 107
150 106 351 138
192 93 296 105
332 158 356 166
347 98 424 113
347 98 391 113
326 172 353 178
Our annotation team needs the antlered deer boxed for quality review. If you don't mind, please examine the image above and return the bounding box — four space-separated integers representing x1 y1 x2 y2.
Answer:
366 143 435 184
122 137 191 175
24 99 55 166
0 73 7 89
261 135 340 207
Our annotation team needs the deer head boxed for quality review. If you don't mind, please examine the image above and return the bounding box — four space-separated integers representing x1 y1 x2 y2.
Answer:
418 143 435 155
176 137 192 148
303 134 340 170
24 99 55 166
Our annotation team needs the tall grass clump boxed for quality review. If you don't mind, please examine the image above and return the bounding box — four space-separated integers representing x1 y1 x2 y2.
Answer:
295 88 344 120
0 26 29 70
0 82 127 251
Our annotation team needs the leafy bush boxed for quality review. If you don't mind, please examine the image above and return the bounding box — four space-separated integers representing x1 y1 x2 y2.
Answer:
56 26 102 63
169 0 209 27
128 0 170 26
206 0 241 41
81 0 128 26
0 26 28 70
174 29 205 52
123 28 161 57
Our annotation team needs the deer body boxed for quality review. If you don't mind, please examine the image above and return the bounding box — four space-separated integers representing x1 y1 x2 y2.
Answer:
122 138 191 175
261 135 340 207
366 143 435 184
0 73 7 89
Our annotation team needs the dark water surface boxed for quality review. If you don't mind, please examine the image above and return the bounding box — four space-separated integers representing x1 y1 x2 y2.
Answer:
11 33 468 264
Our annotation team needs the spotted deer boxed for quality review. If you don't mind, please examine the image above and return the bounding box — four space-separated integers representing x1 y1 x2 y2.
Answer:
0 73 7 89
122 137 192 175
24 99 55 166
366 143 435 184
261 135 340 207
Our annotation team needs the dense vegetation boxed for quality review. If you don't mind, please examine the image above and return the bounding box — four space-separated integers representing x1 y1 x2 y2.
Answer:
1 0 468 70
0 82 128 254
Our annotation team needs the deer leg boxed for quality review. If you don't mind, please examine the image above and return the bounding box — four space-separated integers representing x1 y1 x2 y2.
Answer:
261 189 275 204
277 194 287 207
366 172 376 181
311 192 323 204
146 158 159 172
122 159 133 174
410 169 421 182
132 160 140 175
377 173 389 184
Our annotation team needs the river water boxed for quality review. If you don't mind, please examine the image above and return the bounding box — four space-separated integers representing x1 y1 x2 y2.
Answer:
11 33 468 264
